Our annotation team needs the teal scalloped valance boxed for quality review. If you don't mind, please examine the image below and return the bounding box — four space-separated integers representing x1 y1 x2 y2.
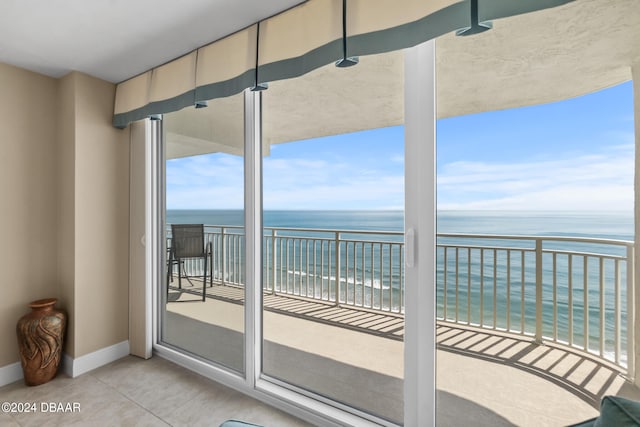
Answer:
112 0 575 129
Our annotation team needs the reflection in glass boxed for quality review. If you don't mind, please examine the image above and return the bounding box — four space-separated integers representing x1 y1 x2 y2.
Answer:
261 51 405 424
162 92 245 374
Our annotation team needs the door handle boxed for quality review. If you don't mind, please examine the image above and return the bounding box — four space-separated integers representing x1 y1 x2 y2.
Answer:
405 228 415 267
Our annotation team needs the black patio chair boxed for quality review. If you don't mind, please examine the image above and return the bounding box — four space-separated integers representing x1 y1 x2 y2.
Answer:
168 224 212 302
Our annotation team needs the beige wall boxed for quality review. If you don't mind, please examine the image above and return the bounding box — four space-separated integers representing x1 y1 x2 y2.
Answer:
57 72 77 357
0 64 131 368
0 63 59 367
73 72 130 356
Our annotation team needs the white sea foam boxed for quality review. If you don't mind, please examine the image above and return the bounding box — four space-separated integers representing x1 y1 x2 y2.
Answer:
286 270 391 290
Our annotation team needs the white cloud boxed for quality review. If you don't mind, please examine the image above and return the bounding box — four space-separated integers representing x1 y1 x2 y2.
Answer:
263 156 403 209
390 154 405 164
437 145 634 211
167 152 405 210
166 154 245 209
167 138 634 211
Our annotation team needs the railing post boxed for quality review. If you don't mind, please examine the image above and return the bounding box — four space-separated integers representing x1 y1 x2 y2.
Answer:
221 227 226 286
627 244 635 381
335 231 341 306
535 238 543 344
271 229 278 295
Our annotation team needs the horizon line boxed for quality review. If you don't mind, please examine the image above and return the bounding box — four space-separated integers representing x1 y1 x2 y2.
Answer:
166 208 633 213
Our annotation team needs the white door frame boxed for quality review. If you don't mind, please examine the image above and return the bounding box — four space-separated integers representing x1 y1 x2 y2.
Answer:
404 39 437 426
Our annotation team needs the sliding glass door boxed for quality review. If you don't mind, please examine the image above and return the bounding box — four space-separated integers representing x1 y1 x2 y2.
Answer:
160 92 246 374
153 41 437 426
260 50 406 424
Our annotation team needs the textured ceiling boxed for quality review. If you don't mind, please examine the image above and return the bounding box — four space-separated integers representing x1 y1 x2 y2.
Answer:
436 0 640 118
165 0 640 159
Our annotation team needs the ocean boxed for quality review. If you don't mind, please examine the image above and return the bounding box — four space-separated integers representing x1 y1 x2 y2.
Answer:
167 209 634 363
436 210 633 240
167 209 633 239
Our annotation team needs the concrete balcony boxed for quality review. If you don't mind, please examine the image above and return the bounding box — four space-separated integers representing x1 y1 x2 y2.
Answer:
165 282 640 426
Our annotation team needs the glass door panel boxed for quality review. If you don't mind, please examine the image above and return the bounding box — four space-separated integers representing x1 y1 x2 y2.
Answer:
434 9 635 425
161 92 245 374
261 50 405 424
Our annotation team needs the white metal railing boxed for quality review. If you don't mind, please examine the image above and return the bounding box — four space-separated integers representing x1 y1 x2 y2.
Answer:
168 226 634 374
262 227 404 313
437 233 634 375
166 225 245 287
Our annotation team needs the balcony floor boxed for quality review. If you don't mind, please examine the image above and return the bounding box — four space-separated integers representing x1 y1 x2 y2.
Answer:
165 281 640 426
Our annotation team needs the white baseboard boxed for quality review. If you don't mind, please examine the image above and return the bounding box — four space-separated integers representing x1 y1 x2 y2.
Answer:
62 340 130 378
0 362 23 387
0 341 129 386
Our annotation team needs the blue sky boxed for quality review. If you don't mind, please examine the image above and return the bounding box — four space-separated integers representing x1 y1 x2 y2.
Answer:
166 81 634 211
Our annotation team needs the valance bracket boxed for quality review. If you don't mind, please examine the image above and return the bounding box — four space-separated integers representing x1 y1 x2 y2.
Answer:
335 0 358 68
456 0 493 37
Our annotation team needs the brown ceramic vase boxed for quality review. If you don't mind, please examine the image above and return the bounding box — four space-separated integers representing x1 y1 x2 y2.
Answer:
16 298 66 386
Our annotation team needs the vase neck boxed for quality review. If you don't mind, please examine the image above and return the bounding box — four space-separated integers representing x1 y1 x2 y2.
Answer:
28 298 57 311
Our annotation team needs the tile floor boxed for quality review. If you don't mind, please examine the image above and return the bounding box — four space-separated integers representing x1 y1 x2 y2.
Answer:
0 356 312 427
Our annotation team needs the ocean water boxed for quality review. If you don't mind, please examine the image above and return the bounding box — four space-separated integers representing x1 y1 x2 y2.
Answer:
167 209 634 362
168 209 405 232
167 209 633 239
437 210 633 240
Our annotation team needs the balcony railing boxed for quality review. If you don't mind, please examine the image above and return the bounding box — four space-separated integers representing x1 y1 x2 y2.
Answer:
168 225 635 375
263 227 405 313
437 234 634 376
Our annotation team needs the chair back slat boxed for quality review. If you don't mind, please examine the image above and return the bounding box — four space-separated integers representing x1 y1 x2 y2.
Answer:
171 224 205 258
